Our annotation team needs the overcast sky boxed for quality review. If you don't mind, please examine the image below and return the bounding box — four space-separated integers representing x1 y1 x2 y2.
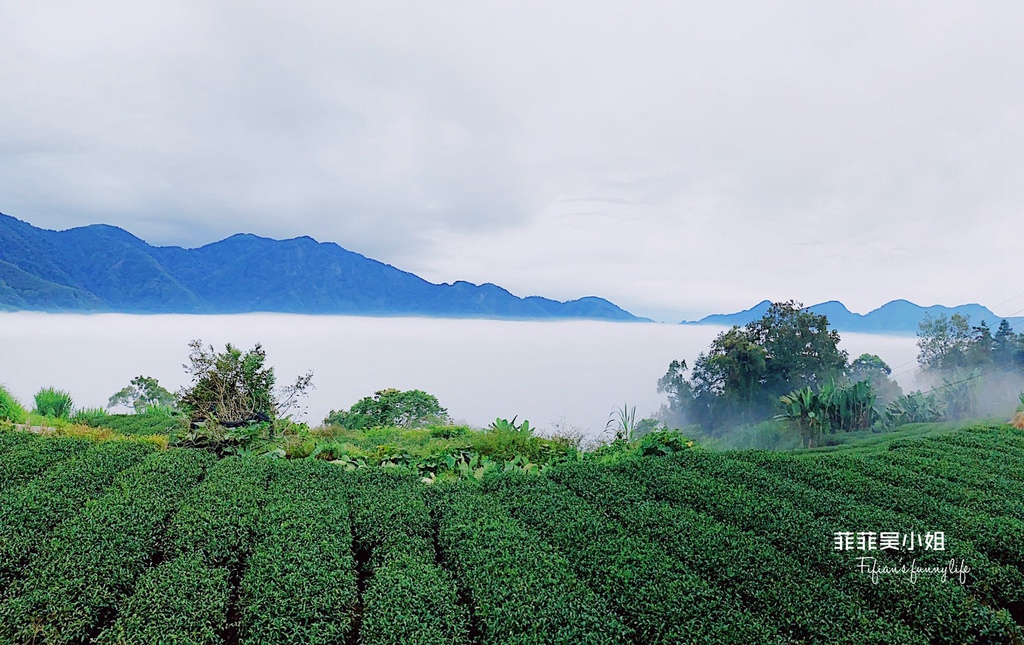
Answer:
3 1 1023 322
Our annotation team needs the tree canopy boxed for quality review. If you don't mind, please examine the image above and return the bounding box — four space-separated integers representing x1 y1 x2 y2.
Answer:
108 375 175 412
178 340 313 424
324 388 449 429
661 301 848 431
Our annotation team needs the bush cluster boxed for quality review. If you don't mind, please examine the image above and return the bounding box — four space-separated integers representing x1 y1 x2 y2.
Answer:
428 482 630 644
238 459 359 645
481 470 775 643
0 441 155 594
347 469 467 645
0 449 214 643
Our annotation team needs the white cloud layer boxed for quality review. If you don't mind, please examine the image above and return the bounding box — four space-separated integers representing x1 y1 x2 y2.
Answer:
3 1 1023 321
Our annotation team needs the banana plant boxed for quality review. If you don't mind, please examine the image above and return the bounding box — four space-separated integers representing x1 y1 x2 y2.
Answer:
489 416 532 434
778 387 828 448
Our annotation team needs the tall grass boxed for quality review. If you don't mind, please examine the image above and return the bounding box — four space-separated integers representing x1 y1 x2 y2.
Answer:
0 385 28 424
34 387 74 419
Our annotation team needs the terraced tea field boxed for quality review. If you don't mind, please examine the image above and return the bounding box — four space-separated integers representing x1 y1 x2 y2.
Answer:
0 423 1022 644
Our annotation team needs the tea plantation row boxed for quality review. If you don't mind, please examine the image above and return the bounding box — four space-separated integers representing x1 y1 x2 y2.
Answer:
0 423 1022 644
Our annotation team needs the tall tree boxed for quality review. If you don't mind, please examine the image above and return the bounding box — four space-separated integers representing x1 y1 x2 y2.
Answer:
916 313 973 371
108 375 175 412
661 300 847 432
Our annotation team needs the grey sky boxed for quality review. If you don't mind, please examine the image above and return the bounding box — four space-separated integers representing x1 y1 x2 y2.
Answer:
3 1 1023 322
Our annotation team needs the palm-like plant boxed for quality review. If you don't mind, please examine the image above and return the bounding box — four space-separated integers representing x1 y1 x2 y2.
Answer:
778 387 827 448
606 403 639 443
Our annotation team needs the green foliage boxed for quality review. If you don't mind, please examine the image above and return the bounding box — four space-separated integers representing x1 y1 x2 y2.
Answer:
917 313 974 371
325 388 449 429
165 456 274 569
428 482 632 644
885 390 944 426
0 435 91 495
80 410 185 436
69 407 110 426
778 379 880 447
819 379 878 432
626 448 1018 642
605 403 638 442
0 384 28 423
107 375 176 412
636 430 694 456
482 471 773 644
664 300 848 432
488 416 531 434
778 386 828 448
938 368 983 420
33 386 74 419
347 469 468 644
0 441 154 593
848 353 903 405
0 449 214 643
96 556 229 645
178 339 313 424
239 460 358 644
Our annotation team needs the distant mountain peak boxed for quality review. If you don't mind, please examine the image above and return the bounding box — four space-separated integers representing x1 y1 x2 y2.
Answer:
0 213 646 321
682 299 1023 334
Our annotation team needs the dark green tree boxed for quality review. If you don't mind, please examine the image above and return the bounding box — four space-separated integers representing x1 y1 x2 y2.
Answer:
661 301 847 432
916 313 973 371
848 353 902 405
108 375 176 412
178 340 313 424
746 300 847 395
324 388 449 429
994 319 1022 367
656 360 691 427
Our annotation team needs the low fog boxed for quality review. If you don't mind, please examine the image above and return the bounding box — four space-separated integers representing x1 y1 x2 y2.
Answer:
0 313 928 437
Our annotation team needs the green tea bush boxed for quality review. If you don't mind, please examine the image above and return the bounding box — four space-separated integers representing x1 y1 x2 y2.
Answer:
347 468 468 645
652 449 1024 626
0 385 27 423
81 411 184 436
0 441 154 594
70 407 111 426
0 436 91 495
548 461 929 645
0 428 37 455
238 460 358 645
33 387 74 419
96 555 229 645
360 556 468 645
165 456 274 569
428 482 630 644
0 449 214 643
482 471 775 644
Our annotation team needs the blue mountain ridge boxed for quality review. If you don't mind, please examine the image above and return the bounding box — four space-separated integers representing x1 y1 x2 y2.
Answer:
0 213 646 321
682 299 1024 334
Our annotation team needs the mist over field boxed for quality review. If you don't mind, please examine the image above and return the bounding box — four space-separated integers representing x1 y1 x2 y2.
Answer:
0 313 921 435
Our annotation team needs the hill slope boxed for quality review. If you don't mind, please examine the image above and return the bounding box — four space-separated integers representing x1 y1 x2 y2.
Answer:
0 213 645 320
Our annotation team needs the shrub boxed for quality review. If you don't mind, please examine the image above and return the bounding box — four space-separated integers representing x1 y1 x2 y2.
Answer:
0 385 27 423
34 387 74 419
69 407 109 426
95 556 229 645
0 436 91 496
238 460 358 645
325 388 448 429
428 482 631 644
482 471 774 644
0 449 214 643
178 340 313 425
0 441 155 592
